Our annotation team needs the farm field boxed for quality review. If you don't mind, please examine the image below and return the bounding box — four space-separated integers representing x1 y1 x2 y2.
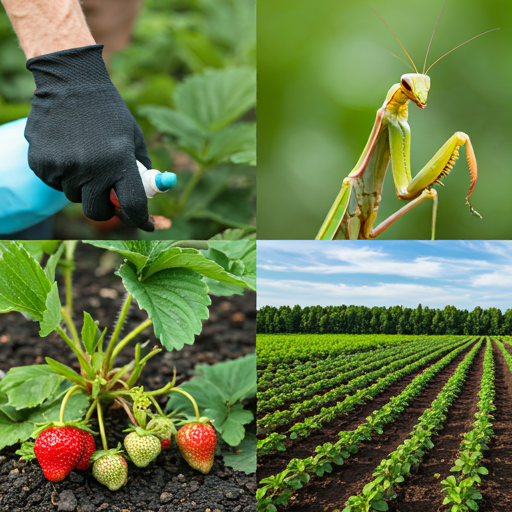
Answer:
256 334 512 512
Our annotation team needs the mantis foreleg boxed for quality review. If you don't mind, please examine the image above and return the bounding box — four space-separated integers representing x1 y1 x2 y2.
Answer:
374 121 480 239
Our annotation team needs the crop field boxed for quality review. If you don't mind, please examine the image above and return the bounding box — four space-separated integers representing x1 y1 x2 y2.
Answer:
256 334 512 512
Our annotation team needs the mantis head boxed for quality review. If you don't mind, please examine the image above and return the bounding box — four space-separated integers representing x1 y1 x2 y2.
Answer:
400 74 430 109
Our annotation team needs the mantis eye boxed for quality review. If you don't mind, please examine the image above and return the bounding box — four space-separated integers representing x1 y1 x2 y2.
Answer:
401 79 412 92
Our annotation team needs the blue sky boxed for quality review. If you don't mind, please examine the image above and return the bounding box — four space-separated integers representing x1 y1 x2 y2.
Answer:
257 241 512 311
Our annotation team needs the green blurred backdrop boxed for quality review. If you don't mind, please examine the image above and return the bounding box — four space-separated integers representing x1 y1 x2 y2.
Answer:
258 0 510 239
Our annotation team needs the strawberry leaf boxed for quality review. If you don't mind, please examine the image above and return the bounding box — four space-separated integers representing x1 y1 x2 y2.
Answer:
39 282 62 337
0 365 62 410
116 263 210 351
222 432 256 474
0 241 52 320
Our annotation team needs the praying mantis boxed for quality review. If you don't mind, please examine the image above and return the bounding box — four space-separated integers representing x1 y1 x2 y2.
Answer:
316 3 498 241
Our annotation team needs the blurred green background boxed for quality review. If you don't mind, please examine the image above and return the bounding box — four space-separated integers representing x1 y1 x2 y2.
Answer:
258 0 510 239
0 0 256 240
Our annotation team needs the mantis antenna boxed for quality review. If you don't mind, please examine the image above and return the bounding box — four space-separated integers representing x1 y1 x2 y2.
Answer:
423 0 447 73
389 51 415 72
425 28 499 74
373 7 418 73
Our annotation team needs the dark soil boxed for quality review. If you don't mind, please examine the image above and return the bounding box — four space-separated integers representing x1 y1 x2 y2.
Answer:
0 243 256 512
257 342 471 481
388 340 486 511
279 341 479 511
479 340 512 511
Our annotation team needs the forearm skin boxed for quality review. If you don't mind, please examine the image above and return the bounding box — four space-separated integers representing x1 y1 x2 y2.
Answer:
1 0 96 59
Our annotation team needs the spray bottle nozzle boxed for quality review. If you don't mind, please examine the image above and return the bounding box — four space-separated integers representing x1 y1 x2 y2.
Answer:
154 172 177 192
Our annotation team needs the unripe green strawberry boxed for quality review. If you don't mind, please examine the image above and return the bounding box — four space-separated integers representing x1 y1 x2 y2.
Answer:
76 430 95 470
124 431 161 467
34 427 85 482
92 454 128 491
177 422 216 474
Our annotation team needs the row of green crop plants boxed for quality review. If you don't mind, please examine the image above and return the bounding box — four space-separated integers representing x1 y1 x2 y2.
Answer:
257 334 434 364
257 337 470 449
257 337 503 512
258 337 461 410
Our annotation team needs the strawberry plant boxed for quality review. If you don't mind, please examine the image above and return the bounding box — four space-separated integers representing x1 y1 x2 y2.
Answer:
0 239 255 489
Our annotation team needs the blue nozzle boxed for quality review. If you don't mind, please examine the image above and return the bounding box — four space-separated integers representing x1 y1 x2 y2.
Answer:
155 172 177 192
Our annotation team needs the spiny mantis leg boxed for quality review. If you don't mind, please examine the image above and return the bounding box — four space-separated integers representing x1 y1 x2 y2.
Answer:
370 188 438 240
401 130 480 218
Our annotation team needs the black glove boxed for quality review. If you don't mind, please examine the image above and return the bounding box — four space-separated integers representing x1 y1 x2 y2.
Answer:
25 44 151 228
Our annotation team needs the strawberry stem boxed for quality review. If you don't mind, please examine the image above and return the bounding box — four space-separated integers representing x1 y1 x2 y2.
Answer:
103 293 132 375
63 241 78 339
148 396 165 416
55 325 92 376
111 318 153 361
61 307 81 350
85 399 98 422
97 401 108 451
59 385 82 422
168 388 200 420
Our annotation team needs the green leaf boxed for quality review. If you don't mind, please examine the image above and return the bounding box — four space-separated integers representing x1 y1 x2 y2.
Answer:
372 501 389 511
174 68 256 131
466 499 479 511
0 241 52 320
205 123 256 164
138 105 206 152
222 432 256 474
196 354 256 402
209 228 256 241
39 282 62 337
116 263 210 351
191 187 254 228
477 466 489 475
16 441 36 461
206 240 256 290
231 150 256 166
204 279 245 297
0 410 36 450
142 247 252 292
45 358 88 387
82 312 102 355
222 404 254 446
0 365 62 410
83 240 151 275
27 391 89 424
44 242 65 282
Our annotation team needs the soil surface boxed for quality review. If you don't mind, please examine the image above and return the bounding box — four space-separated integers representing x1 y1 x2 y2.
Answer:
0 243 256 512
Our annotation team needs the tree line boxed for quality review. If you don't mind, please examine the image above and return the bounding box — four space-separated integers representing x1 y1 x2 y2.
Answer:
257 304 512 335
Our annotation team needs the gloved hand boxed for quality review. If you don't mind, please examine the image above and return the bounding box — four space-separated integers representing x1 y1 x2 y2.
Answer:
25 44 151 228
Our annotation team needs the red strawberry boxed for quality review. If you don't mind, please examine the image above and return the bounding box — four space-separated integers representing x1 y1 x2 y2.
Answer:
76 430 95 470
176 422 216 474
160 438 171 450
34 427 86 482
